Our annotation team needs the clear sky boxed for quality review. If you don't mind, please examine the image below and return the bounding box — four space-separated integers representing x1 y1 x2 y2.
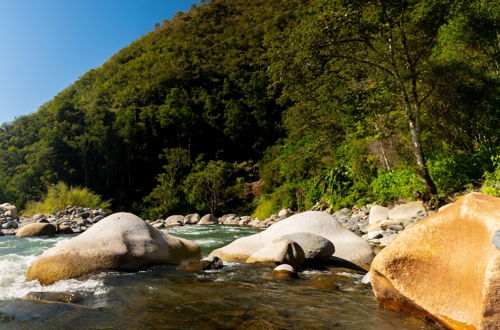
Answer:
0 0 197 125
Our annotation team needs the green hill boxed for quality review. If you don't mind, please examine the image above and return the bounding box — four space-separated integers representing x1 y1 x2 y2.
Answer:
0 0 498 217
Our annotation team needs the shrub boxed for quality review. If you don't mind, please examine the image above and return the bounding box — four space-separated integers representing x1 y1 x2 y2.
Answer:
371 168 425 203
23 182 111 216
481 155 500 197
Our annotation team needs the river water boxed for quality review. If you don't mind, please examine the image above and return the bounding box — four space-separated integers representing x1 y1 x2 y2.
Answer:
0 225 437 329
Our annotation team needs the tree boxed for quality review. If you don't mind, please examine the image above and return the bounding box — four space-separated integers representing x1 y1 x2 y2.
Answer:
274 0 456 196
143 148 190 217
183 160 236 214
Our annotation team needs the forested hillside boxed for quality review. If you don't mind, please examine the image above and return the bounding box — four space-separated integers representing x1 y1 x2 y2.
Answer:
0 0 498 218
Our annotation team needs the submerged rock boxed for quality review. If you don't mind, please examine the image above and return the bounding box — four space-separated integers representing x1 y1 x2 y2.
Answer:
26 212 202 285
272 264 298 278
371 193 500 329
210 211 374 268
16 223 57 237
182 256 224 271
25 291 83 304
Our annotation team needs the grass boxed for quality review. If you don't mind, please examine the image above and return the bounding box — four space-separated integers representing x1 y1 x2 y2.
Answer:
251 197 277 220
22 182 111 216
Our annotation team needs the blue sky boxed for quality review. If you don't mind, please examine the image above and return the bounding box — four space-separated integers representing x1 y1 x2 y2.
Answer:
0 0 197 125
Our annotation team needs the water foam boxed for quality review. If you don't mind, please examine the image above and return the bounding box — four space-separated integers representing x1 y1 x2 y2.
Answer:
0 238 108 301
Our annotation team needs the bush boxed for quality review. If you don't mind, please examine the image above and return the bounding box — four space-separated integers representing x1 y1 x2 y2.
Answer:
371 168 425 203
23 182 111 216
428 151 490 195
481 155 500 197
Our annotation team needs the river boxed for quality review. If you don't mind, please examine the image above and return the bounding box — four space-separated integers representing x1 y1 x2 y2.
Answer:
0 225 437 329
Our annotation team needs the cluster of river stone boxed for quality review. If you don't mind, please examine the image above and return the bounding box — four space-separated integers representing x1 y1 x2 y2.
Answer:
149 201 429 249
1 200 429 251
0 204 108 236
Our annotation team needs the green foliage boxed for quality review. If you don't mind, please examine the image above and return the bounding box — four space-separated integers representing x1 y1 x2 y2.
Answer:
371 168 426 203
183 159 242 214
23 182 111 216
482 155 500 197
251 197 277 220
143 148 190 218
428 150 493 195
0 0 498 215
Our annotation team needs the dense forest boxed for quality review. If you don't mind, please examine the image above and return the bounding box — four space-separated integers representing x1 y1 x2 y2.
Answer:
0 0 498 219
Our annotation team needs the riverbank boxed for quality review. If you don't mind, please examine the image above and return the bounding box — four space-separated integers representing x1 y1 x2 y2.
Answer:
1 200 430 253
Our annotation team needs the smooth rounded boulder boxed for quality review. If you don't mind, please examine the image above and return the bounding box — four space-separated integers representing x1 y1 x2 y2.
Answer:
210 211 374 267
371 193 500 329
198 214 218 225
277 232 335 261
16 223 57 237
246 239 305 269
165 215 184 227
26 212 202 285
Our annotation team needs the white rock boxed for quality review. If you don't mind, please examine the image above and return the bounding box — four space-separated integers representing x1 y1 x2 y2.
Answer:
272 264 298 278
368 205 389 225
278 209 292 217
361 271 371 285
367 231 384 240
387 201 426 224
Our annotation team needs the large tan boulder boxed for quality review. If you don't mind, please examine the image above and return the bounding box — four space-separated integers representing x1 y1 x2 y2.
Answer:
26 213 202 285
210 211 374 267
371 193 500 329
16 223 57 237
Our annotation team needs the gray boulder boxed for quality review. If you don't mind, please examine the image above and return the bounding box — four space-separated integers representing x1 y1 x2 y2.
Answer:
165 215 184 227
198 214 218 225
277 232 335 261
184 213 200 225
246 239 305 269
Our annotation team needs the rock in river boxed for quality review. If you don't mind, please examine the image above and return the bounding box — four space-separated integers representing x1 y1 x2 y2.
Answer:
272 264 298 278
210 211 374 268
277 232 335 261
371 193 500 330
26 212 202 285
16 223 57 237
246 239 305 269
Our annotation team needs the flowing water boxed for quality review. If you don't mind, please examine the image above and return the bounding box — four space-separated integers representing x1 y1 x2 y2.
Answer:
0 225 438 329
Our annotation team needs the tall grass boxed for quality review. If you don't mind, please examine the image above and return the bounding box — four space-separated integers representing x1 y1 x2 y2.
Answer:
251 197 277 220
23 182 111 216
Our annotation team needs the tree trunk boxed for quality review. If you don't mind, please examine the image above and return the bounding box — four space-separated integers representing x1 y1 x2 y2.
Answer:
407 114 438 198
